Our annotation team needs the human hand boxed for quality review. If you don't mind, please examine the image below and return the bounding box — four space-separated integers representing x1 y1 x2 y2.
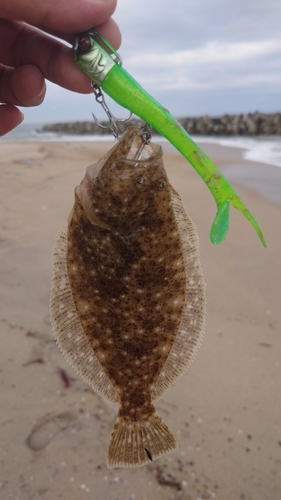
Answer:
0 0 121 135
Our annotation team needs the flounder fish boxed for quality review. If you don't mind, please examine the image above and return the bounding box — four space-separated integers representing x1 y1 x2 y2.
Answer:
50 126 206 468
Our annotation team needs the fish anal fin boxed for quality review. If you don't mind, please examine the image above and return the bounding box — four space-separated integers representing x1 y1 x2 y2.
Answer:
151 186 206 401
50 226 120 407
107 411 178 468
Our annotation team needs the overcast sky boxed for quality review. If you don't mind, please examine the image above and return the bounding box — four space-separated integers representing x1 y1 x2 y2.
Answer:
23 0 281 124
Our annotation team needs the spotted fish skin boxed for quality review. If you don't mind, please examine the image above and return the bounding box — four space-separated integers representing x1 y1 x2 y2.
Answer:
50 126 206 468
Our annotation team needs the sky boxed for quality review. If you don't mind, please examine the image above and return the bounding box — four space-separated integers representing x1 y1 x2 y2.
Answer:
22 0 281 124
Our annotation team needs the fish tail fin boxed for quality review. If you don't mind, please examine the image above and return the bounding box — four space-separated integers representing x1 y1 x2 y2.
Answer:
107 410 178 468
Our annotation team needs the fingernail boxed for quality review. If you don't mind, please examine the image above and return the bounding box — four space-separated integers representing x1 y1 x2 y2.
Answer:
20 111 24 123
37 82 46 99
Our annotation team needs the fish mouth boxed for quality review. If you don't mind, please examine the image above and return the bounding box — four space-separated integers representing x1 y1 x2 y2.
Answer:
122 133 161 163
77 126 163 209
76 160 102 202
75 126 166 229
84 161 102 183
113 127 162 179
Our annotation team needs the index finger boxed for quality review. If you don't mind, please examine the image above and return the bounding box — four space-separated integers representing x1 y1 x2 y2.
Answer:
0 19 121 93
0 0 118 33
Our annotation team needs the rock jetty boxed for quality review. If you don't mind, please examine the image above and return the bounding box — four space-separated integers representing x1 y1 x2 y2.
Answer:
40 118 142 136
40 112 281 136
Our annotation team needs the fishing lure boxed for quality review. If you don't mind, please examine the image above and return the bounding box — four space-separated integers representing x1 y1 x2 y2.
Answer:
73 31 266 247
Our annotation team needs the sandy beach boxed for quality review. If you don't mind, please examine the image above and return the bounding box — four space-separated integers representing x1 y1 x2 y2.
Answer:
0 138 280 500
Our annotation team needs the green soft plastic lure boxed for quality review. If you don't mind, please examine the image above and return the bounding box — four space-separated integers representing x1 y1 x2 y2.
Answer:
73 31 266 247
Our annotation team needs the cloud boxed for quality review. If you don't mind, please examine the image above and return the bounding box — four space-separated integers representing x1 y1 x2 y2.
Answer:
129 40 281 67
121 39 281 91
111 1 281 100
114 0 281 51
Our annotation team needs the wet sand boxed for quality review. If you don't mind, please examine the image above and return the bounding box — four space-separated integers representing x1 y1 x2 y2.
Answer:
0 140 280 500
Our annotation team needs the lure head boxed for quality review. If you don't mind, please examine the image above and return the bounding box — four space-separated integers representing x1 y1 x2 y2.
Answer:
73 31 115 85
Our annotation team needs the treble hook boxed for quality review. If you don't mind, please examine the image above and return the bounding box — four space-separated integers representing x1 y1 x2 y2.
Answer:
120 123 152 168
134 123 152 162
91 82 132 138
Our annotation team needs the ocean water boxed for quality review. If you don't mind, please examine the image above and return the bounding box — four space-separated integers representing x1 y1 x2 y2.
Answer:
1 123 281 169
0 123 115 144
196 135 281 169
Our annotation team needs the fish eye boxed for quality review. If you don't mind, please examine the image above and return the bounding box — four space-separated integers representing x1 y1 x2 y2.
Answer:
158 179 166 188
79 35 91 52
136 177 147 186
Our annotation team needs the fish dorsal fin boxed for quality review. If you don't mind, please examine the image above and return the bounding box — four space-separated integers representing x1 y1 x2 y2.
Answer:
151 186 206 401
50 226 120 407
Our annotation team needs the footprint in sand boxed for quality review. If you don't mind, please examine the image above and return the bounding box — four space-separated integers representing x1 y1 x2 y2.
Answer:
26 411 76 450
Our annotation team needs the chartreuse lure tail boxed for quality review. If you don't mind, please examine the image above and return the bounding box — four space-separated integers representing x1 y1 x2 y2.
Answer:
73 31 266 247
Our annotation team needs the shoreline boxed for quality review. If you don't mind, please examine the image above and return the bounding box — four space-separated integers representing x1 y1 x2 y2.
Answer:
194 141 281 204
1 137 281 204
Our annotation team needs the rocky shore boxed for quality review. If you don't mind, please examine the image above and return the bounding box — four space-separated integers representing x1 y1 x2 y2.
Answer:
40 112 281 136
180 112 281 135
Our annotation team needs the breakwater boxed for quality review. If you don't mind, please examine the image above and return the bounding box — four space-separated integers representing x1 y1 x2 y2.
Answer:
40 112 281 136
